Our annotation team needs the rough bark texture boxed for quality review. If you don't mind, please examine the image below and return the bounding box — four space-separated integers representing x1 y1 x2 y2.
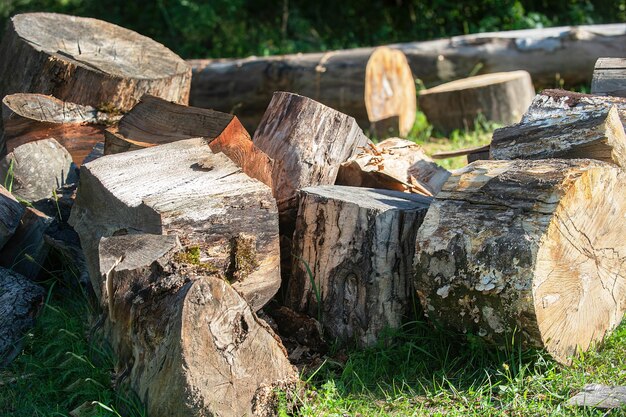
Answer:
189 46 416 134
0 266 44 366
591 58 626 98
0 138 78 203
287 185 431 347
0 13 191 114
414 159 626 365
566 384 626 409
103 95 273 187
69 138 280 311
491 105 626 166
336 138 451 196
98 234 296 417
0 185 24 250
418 71 535 134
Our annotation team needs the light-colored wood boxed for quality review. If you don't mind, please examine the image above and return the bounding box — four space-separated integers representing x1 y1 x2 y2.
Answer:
189 47 416 134
0 13 191 113
69 138 280 311
0 186 24 250
591 58 626 97
98 234 296 417
287 185 431 346
418 71 535 134
491 105 626 166
566 384 626 409
414 159 626 365
103 95 273 187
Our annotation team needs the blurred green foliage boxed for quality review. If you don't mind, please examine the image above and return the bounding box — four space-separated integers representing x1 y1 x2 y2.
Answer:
1 0 625 58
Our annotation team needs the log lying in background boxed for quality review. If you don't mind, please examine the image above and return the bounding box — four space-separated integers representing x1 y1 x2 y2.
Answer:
491 105 626 165
98 234 296 417
414 159 626 365
0 267 44 366
1 94 119 164
592 58 626 97
287 185 431 347
69 138 280 311
418 71 534 134
104 95 272 186
0 13 191 113
336 138 450 195
190 46 416 135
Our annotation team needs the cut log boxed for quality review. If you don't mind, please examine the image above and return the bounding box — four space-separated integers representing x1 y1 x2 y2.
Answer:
0 185 24 250
414 159 626 365
0 13 191 114
0 138 78 203
335 138 450 195
491 105 626 166
98 233 296 417
69 138 280 311
591 58 626 97
432 144 491 164
566 384 626 409
189 46 416 135
1 94 119 164
103 95 272 186
0 267 44 366
287 185 431 346
418 71 535 134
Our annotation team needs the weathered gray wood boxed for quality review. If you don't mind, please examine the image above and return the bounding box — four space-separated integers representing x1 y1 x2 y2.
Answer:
287 185 431 346
0 186 24 250
69 138 280 311
0 267 44 366
418 71 535 134
0 13 191 113
415 159 626 365
591 58 626 98
98 234 296 417
0 138 78 203
491 105 626 166
566 384 626 409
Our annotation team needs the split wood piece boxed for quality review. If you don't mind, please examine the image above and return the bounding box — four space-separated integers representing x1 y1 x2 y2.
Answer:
1 94 119 164
103 95 272 186
0 267 44 366
591 58 626 98
491 105 626 166
0 138 78 203
98 234 297 417
0 13 191 113
418 71 535 134
0 186 24 250
189 46 416 135
432 144 491 164
336 138 451 195
69 138 280 311
566 384 626 409
287 185 431 347
414 159 626 365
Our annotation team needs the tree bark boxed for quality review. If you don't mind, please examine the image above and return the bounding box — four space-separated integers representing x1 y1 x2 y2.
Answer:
414 159 626 365
189 46 416 135
0 13 191 114
418 71 535 134
491 105 626 166
1 93 119 164
98 233 296 417
592 58 626 98
103 95 273 187
69 138 280 311
0 185 24 250
287 185 431 347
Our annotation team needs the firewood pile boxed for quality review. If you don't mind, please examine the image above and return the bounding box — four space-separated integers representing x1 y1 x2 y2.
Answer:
0 12 625 417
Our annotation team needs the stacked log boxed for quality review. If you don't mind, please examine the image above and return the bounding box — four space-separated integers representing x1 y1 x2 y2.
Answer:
592 58 626 97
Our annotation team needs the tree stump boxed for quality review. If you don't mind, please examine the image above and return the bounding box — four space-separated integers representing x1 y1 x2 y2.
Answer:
491 105 626 166
414 159 626 364
287 185 431 346
591 58 626 98
0 13 191 113
98 233 296 417
418 71 535 134
0 185 24 250
1 93 119 164
104 95 273 186
69 138 280 311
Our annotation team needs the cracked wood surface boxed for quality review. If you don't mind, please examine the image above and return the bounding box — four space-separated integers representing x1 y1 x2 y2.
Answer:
414 159 626 364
